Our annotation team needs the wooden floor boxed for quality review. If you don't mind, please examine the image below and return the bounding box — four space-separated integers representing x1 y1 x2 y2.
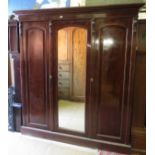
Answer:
8 132 129 155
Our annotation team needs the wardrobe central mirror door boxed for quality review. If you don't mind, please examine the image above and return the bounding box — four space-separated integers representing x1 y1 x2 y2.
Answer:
57 27 87 132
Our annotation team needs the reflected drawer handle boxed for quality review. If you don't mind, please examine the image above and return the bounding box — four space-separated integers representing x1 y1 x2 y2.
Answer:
59 82 62 85
59 66 62 69
59 74 62 77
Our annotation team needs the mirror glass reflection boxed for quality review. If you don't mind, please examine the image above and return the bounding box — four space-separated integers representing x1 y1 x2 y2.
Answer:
57 27 87 132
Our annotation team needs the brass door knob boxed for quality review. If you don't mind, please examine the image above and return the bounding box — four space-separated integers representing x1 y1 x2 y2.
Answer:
49 75 52 80
90 78 94 83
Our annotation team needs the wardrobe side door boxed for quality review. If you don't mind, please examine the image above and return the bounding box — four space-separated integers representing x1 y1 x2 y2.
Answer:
92 18 134 144
21 22 50 129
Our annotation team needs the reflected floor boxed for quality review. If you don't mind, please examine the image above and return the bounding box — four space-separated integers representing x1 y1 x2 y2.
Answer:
58 99 85 132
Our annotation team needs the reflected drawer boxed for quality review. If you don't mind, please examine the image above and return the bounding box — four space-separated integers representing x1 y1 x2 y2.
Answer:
58 79 70 87
58 64 70 71
58 72 70 79
58 88 70 98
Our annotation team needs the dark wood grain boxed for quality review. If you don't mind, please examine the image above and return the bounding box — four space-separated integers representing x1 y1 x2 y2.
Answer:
91 18 134 144
132 20 146 127
21 22 50 129
14 4 143 21
131 20 146 154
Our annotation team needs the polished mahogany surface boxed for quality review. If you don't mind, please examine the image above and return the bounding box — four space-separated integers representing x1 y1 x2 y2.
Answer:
14 4 143 16
96 20 128 140
14 4 144 154
131 20 146 154
132 20 146 128
21 22 50 129
89 18 134 144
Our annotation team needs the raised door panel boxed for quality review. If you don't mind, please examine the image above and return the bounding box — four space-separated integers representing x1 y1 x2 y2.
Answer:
93 19 133 144
22 22 49 129
98 26 126 137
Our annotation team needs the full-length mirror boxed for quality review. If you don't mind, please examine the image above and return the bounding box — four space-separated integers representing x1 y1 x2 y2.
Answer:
57 27 87 132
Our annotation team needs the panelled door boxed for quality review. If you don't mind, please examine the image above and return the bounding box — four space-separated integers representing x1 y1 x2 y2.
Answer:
51 20 92 135
21 21 51 130
91 18 135 144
